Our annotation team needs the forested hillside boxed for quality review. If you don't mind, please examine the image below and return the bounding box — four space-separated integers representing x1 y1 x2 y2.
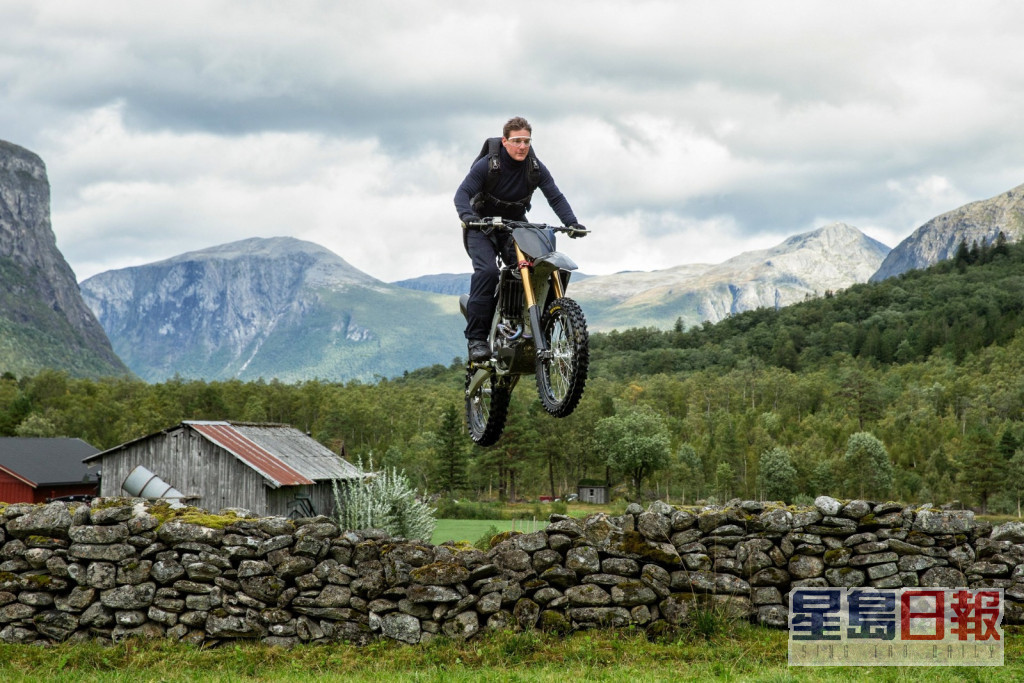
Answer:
4 237 1024 513
591 233 1023 377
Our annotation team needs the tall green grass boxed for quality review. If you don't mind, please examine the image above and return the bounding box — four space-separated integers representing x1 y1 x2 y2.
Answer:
0 624 1019 682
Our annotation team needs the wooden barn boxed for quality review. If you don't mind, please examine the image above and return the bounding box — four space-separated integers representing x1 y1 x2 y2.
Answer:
0 437 100 503
83 421 363 518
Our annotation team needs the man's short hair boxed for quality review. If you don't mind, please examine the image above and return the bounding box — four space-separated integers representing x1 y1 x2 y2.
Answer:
503 116 532 138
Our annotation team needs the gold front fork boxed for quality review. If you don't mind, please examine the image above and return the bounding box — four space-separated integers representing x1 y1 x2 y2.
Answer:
515 245 566 303
515 244 537 308
552 271 565 299
515 244 549 352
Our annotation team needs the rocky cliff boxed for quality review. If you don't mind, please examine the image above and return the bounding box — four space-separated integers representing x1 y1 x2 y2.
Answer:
871 182 1024 282
80 237 464 382
0 140 129 378
572 222 890 331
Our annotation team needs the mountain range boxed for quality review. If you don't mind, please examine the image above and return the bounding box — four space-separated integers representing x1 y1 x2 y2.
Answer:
389 223 892 332
567 222 889 331
79 237 464 383
4 137 1024 382
79 223 888 382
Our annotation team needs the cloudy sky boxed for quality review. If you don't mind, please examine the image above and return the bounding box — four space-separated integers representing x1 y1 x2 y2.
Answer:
3 0 1024 283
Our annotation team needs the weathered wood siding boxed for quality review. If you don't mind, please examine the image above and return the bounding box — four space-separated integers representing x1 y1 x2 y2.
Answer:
310 482 339 518
95 427 271 514
577 485 608 504
265 482 337 518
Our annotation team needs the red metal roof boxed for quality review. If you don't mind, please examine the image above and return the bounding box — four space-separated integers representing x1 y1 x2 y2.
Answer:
188 422 314 488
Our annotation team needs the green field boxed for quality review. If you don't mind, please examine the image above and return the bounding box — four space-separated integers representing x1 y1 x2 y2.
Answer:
431 518 549 546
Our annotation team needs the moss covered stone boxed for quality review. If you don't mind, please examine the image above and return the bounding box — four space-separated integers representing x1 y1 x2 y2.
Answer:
409 562 469 586
538 609 571 634
149 502 243 531
615 531 682 566
0 572 22 591
24 574 52 588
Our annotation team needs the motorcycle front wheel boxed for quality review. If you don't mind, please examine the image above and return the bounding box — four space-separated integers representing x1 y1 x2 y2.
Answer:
536 297 589 417
466 368 512 446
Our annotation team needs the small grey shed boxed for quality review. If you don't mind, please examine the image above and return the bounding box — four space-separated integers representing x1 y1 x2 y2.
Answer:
576 479 609 504
84 420 363 517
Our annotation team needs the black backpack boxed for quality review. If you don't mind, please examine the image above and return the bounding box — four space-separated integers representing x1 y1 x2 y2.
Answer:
470 137 541 216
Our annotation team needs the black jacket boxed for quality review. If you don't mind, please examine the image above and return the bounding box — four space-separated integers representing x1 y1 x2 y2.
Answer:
454 146 578 225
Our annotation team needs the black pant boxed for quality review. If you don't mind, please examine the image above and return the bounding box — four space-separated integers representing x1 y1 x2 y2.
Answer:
463 226 513 341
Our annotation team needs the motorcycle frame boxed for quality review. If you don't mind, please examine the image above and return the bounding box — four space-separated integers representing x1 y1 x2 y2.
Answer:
466 224 579 398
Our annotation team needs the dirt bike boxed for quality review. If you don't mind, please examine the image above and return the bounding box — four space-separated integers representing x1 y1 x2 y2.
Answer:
460 218 590 446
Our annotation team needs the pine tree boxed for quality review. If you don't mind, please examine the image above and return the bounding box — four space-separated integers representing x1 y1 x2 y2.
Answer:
676 443 704 504
999 428 1019 460
714 461 736 502
434 403 468 496
957 426 1004 513
1007 450 1024 518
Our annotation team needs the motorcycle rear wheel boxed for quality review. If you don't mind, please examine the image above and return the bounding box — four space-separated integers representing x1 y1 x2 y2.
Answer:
466 368 512 446
536 297 589 417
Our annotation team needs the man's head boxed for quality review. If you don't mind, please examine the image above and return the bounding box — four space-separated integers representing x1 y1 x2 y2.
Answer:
502 116 532 162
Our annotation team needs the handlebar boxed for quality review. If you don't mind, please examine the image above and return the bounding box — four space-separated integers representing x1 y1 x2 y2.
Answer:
463 217 590 237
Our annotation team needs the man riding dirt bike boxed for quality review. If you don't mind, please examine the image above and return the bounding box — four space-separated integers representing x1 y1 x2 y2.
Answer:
454 116 590 445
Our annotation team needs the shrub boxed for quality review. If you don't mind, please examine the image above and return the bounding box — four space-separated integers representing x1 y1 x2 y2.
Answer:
333 463 436 542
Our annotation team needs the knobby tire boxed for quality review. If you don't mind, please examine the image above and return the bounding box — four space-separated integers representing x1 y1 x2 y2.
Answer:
536 297 589 417
465 367 511 446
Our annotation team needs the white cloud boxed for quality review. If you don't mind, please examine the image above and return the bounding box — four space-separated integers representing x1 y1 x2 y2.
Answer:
565 211 779 276
45 103 472 281
2 0 1024 284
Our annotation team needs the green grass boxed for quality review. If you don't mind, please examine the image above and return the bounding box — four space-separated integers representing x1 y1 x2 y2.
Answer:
0 624 1020 682
427 499 651 545
431 518 549 546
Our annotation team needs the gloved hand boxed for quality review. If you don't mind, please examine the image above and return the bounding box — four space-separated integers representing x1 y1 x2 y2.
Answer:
568 223 587 238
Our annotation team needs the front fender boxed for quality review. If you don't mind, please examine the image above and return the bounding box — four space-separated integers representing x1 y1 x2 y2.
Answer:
534 251 578 274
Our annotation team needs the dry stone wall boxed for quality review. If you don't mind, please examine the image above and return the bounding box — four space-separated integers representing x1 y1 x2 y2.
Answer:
2 495 1024 645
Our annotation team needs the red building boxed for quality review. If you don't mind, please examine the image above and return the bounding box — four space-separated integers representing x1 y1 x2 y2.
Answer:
0 438 100 503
